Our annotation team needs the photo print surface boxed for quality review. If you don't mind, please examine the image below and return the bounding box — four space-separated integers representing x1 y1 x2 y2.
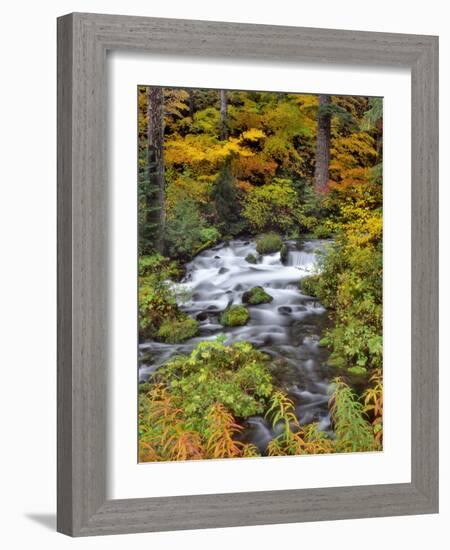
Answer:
138 86 383 462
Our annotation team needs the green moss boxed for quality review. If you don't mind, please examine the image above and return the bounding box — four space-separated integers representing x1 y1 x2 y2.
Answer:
242 286 273 305
245 253 257 264
300 274 321 297
220 305 250 327
157 316 199 343
256 233 283 255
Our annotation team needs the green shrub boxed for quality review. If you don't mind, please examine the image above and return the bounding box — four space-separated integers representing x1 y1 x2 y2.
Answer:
139 252 194 341
242 179 302 233
157 316 199 343
157 340 273 426
220 305 250 326
139 253 181 280
245 253 257 264
256 233 283 255
242 286 273 305
329 377 376 452
322 312 382 371
166 198 221 260
212 162 243 236
139 340 276 461
294 182 333 235
138 382 153 394
199 226 220 244
139 275 179 339
300 274 321 297
312 223 333 239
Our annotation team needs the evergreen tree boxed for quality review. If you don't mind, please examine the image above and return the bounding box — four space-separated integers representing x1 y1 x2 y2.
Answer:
212 161 242 235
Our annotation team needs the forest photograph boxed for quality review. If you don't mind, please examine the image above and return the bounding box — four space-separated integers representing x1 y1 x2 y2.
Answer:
138 85 383 463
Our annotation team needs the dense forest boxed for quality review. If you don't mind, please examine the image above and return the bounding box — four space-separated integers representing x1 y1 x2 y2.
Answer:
138 86 383 462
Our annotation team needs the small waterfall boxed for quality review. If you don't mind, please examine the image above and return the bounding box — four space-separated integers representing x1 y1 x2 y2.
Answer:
287 249 316 269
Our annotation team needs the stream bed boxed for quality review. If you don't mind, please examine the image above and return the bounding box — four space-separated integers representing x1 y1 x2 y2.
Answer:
139 238 334 454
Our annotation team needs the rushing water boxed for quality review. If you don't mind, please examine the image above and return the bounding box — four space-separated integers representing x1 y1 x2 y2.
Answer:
139 238 333 454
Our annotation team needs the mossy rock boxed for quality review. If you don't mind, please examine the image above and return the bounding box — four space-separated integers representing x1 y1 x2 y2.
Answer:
245 253 257 264
300 274 321 297
157 316 199 343
280 244 288 264
242 286 273 305
220 305 250 327
256 233 283 255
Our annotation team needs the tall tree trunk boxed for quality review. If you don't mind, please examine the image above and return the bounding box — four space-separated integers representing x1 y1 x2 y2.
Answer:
314 94 331 193
188 89 195 118
147 87 165 253
220 89 228 140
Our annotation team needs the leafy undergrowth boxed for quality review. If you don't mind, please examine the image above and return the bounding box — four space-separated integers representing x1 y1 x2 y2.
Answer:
139 340 272 461
139 340 382 462
139 253 198 343
265 378 381 457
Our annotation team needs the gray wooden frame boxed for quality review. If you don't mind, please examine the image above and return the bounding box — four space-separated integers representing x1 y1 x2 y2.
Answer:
57 12 439 537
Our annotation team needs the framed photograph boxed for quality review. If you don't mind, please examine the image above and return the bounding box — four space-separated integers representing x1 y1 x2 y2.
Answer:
57 13 438 536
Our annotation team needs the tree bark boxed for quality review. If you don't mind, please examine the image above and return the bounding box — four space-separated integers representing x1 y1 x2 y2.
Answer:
314 94 331 193
188 89 195 118
220 89 228 140
147 87 165 253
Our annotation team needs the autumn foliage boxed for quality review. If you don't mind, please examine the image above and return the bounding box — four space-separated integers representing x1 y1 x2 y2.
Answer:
138 86 383 462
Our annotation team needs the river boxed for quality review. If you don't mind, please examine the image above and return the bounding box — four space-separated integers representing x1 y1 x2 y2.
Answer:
139 238 333 454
